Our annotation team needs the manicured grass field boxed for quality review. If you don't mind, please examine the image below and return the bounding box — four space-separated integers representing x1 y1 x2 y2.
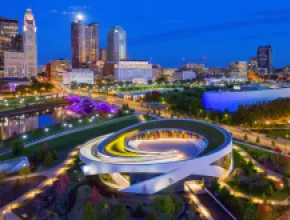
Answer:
0 116 139 161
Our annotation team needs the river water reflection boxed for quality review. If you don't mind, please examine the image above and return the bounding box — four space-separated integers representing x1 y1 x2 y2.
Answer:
0 107 80 140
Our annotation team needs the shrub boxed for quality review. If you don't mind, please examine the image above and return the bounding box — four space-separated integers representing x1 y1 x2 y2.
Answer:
244 134 248 142
37 149 46 162
0 172 5 181
147 210 158 220
51 150 59 160
133 203 144 217
19 166 30 176
11 140 24 156
44 152 54 167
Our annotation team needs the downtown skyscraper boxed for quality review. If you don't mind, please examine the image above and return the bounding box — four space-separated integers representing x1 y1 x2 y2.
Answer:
257 45 272 73
23 8 37 76
0 16 22 72
71 18 99 68
107 26 127 62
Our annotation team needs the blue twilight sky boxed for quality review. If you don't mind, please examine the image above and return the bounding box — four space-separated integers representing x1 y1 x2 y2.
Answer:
1 0 290 68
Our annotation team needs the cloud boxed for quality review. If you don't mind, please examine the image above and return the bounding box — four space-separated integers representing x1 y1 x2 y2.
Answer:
129 17 290 46
49 5 90 16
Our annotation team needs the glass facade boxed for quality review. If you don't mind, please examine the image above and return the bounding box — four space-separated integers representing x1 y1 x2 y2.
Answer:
257 45 272 73
71 21 99 68
0 17 19 71
107 26 127 61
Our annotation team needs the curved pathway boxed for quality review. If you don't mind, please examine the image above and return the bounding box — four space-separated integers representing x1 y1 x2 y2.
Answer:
0 144 80 214
0 127 116 219
218 145 290 206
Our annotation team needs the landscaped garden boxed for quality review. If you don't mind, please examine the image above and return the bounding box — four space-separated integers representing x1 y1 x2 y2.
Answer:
210 179 289 220
228 149 290 201
10 153 186 220
236 143 290 178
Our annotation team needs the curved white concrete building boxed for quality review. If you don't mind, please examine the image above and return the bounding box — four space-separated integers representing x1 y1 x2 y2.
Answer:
79 119 233 194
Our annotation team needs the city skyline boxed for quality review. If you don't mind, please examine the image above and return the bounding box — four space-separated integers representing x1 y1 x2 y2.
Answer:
1 1 290 68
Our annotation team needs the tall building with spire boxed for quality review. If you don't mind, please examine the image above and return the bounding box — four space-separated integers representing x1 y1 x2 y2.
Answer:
107 26 127 62
4 8 38 78
23 8 37 77
71 17 99 68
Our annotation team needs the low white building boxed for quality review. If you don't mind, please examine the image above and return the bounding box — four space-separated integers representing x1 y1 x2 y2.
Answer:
62 69 94 86
173 70 196 81
113 60 152 83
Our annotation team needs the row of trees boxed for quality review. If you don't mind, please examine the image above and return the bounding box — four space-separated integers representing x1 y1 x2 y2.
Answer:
16 80 54 94
234 98 290 125
211 180 280 220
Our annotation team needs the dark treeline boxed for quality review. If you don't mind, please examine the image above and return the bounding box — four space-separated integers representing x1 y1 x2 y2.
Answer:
234 98 290 125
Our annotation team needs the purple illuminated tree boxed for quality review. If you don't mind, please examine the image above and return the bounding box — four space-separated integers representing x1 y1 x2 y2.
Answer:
90 187 101 205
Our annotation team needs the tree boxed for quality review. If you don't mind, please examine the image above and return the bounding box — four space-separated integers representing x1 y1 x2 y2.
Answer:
282 176 289 189
234 174 240 184
244 134 248 142
44 152 54 167
90 187 101 205
11 140 24 156
51 150 59 160
256 136 260 145
243 206 258 220
133 203 144 217
0 172 5 181
71 81 78 90
84 202 96 220
19 166 30 176
37 149 46 162
257 204 272 220
154 195 175 218
271 140 276 148
147 210 158 220
114 204 130 220
211 179 219 191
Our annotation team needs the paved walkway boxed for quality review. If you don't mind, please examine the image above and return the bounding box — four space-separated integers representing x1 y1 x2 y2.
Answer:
234 140 290 158
222 124 290 153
